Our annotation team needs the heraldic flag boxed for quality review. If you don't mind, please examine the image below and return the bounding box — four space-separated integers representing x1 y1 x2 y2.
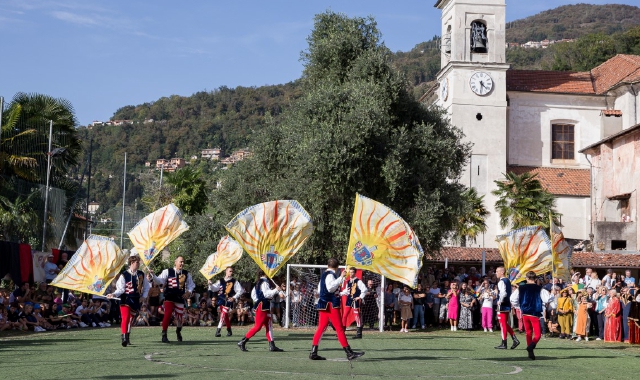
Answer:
51 235 128 296
199 235 244 280
345 194 424 288
496 225 554 285
128 203 190 266
549 217 573 282
225 200 314 278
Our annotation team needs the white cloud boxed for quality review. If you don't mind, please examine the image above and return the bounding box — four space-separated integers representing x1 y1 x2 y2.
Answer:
51 10 97 26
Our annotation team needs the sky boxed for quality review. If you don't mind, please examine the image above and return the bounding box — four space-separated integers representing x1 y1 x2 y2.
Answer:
1 0 638 126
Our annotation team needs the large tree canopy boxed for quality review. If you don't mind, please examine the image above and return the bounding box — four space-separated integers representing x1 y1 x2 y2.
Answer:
179 11 471 279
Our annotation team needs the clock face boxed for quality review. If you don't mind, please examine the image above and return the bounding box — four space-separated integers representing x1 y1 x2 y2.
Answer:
440 78 449 101
469 72 493 96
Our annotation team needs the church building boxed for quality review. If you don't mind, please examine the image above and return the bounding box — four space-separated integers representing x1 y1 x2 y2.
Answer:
428 0 640 252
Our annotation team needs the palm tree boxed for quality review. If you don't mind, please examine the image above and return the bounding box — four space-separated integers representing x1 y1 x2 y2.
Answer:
455 187 489 246
0 188 40 243
163 166 209 216
492 171 560 230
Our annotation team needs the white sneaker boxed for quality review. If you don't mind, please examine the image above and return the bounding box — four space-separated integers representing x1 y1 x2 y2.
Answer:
92 322 97 327
103 322 111 327
484 328 488 332
489 329 493 332
576 337 582 341
454 326 457 331
596 337 602 341
79 322 87 328
586 337 589 341
450 326 454 331
98 323 105 327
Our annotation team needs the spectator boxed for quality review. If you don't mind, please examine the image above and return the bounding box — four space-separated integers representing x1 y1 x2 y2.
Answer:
32 304 54 331
602 269 614 290
58 304 79 328
458 282 475 331
362 279 378 329
10 282 31 304
20 302 45 332
383 284 395 330
411 283 426 329
33 282 51 305
611 272 623 293
57 252 69 270
585 287 598 337
136 304 151 326
624 270 636 287
0 305 11 331
446 282 460 331
557 289 574 339
90 299 110 327
291 284 301 327
397 285 413 333
235 298 250 326
582 268 593 289
44 254 60 283
147 284 161 320
594 286 609 340
7 302 27 331
43 302 63 329
479 284 494 332
428 281 441 328
74 299 96 327
510 284 523 332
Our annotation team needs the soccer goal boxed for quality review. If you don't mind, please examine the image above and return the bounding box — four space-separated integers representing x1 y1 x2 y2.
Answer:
284 264 386 332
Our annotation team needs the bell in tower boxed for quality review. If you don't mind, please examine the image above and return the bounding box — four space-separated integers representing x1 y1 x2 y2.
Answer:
470 21 488 53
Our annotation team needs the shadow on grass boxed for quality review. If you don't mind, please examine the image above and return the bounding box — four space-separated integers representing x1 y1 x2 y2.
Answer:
97 376 180 379
482 355 617 361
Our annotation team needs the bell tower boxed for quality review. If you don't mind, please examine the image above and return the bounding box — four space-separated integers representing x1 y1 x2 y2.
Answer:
435 0 510 248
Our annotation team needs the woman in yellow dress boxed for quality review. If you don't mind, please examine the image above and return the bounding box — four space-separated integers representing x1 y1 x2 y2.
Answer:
557 289 574 339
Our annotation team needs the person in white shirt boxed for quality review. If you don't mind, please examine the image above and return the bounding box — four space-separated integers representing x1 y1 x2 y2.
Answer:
510 285 523 332
309 258 364 361
108 252 150 347
208 266 244 338
339 267 369 339
44 254 60 283
237 270 283 352
582 268 593 289
148 256 195 343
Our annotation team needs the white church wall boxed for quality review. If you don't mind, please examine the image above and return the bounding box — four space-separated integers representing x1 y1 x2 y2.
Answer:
556 196 589 241
507 92 604 168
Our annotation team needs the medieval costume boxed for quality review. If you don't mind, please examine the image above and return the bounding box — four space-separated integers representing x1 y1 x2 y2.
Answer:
495 271 520 349
237 274 283 352
209 268 244 337
309 261 364 361
604 295 622 342
519 279 547 360
150 257 196 343
109 254 150 347
557 289 574 339
339 272 368 339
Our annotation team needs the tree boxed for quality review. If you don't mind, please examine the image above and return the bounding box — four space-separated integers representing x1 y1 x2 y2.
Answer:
0 186 40 243
209 11 471 267
164 166 209 216
492 172 560 230
454 187 489 246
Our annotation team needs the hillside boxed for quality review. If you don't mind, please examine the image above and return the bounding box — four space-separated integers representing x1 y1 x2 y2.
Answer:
82 3 640 213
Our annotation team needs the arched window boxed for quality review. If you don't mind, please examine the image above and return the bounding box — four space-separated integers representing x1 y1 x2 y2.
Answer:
470 21 487 53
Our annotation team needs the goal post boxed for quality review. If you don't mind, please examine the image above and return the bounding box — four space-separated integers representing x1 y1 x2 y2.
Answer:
284 264 386 332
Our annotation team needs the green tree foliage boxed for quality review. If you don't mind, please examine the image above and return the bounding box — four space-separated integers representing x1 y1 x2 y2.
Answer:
0 186 40 243
492 172 560 230
454 187 489 246
209 11 471 270
164 166 209 216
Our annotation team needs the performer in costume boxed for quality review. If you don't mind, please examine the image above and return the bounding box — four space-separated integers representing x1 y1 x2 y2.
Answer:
209 266 244 337
604 289 622 342
495 267 520 349
518 271 549 360
107 251 150 347
309 258 364 361
149 256 195 343
237 270 284 352
339 267 368 339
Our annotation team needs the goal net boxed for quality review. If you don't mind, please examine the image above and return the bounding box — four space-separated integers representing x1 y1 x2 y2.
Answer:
284 264 386 332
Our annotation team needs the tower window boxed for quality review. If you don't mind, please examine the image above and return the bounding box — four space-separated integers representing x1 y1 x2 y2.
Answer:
551 123 574 160
470 21 488 53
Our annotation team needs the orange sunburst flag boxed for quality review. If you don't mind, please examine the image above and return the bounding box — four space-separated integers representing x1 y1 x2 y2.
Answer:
496 225 553 285
128 203 190 266
199 236 244 280
550 217 573 282
225 200 314 278
345 194 424 288
51 235 127 296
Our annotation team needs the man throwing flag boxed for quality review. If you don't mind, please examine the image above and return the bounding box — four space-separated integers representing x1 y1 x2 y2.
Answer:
309 258 364 361
495 266 520 349
340 267 368 339
149 256 195 343
209 266 244 337
519 271 548 360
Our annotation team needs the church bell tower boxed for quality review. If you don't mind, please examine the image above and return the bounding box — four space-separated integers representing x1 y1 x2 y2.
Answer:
435 0 510 248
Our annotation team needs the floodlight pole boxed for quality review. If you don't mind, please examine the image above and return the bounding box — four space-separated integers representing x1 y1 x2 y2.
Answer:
120 152 127 248
41 120 53 252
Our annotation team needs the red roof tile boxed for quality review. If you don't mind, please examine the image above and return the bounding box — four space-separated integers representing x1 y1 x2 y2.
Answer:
507 166 590 197
601 109 622 117
434 247 640 268
591 54 640 94
506 70 595 94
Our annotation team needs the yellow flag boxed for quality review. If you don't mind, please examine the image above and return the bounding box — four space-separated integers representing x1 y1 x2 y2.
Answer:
345 194 424 288
199 236 244 280
51 235 127 296
496 225 553 284
128 203 190 266
225 200 313 278
549 217 573 282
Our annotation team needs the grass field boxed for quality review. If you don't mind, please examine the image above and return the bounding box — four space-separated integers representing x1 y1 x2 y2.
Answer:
2 326 639 379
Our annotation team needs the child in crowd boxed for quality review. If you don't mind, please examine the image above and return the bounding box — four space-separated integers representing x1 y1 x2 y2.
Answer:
0 305 12 331
7 302 27 331
236 299 250 326
33 304 55 331
199 302 212 326
479 287 495 332
136 305 150 326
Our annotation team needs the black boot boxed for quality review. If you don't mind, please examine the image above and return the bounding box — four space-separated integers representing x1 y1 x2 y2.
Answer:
494 339 507 349
162 330 169 343
125 333 131 346
269 340 283 352
353 326 363 339
309 345 325 360
238 337 249 352
510 335 520 349
121 334 128 347
344 345 365 360
176 327 183 342
526 343 536 360
215 328 222 337
227 328 233 337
